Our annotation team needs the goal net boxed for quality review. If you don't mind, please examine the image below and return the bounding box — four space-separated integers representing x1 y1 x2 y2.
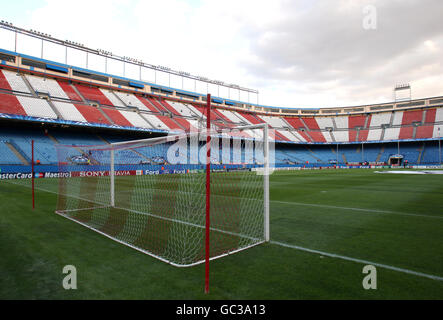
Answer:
55 124 271 267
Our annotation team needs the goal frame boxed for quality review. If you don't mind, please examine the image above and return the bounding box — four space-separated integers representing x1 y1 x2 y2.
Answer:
55 95 271 294
107 126 271 246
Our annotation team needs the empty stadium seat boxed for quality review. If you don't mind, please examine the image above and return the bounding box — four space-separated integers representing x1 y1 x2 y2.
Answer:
114 91 151 111
25 75 68 99
1 70 31 93
52 101 87 122
0 69 442 149
369 112 391 127
16 96 57 119
100 88 125 107
100 107 133 127
0 92 27 116
74 104 111 125
0 141 23 164
75 84 113 105
57 80 83 101
118 110 153 129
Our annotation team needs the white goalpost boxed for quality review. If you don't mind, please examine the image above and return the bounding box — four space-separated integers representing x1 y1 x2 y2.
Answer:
55 124 271 268
54 95 272 292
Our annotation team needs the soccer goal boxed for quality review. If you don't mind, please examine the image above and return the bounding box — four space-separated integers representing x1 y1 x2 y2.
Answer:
55 121 270 269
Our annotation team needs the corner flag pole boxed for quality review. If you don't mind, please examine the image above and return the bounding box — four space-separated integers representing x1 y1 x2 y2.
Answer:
205 93 211 294
31 139 35 210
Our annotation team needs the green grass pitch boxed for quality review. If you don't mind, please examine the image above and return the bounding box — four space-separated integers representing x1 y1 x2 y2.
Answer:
1 168 443 299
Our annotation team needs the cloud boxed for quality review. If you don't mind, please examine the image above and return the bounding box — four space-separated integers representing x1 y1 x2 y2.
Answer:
12 0 443 108
238 0 443 107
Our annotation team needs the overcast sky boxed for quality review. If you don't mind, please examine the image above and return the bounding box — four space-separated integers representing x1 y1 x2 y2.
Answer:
1 0 442 109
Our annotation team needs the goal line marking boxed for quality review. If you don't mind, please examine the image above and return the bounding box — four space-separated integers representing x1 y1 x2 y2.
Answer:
272 200 443 220
271 240 443 282
55 209 264 268
13 177 441 220
95 186 441 220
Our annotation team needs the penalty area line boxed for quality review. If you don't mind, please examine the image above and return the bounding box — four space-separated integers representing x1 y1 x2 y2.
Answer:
271 240 443 282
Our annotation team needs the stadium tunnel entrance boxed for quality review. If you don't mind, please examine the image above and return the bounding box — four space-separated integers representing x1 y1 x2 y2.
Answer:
389 154 404 166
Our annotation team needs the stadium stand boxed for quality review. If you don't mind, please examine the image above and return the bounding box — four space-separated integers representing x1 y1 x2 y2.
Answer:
421 141 440 164
434 108 443 139
159 100 197 131
0 92 27 115
16 96 58 119
315 117 334 142
99 88 125 107
168 101 198 118
99 106 133 127
348 114 368 142
1 69 31 93
117 110 153 129
74 84 113 106
138 97 183 131
367 112 391 141
114 91 151 112
302 117 326 142
56 80 83 101
51 101 87 123
0 122 440 167
0 140 23 164
383 111 403 141
0 56 442 169
25 74 68 99
73 104 111 125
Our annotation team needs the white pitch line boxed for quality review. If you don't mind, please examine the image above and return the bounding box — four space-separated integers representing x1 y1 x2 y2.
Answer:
14 176 442 220
272 200 443 220
7 179 443 220
271 240 443 282
96 188 443 220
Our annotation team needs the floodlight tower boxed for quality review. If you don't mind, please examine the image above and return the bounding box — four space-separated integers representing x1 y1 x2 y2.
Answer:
0 21 259 104
394 83 411 102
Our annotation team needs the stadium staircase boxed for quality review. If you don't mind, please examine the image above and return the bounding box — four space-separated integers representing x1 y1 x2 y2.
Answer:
0 141 22 164
160 99 195 131
417 143 425 164
45 98 63 119
376 145 385 163
45 132 59 145
4 141 29 165
20 74 37 97
110 91 127 107
306 146 322 163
